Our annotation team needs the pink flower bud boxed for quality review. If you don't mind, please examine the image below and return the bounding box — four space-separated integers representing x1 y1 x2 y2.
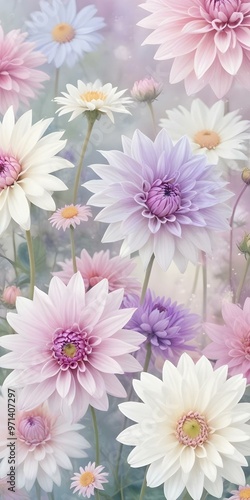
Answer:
131 77 163 103
2 285 21 305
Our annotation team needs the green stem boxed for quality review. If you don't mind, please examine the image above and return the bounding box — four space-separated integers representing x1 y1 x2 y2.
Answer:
186 264 200 307
143 342 152 372
90 406 100 466
25 230 35 299
235 255 250 304
54 67 60 98
229 183 248 297
70 226 77 273
201 251 207 323
139 468 148 500
72 117 96 204
12 230 18 278
140 254 155 304
35 482 41 500
48 492 55 500
147 101 157 136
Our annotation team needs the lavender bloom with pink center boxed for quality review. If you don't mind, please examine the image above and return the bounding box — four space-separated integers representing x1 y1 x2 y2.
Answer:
0 273 143 421
203 298 250 383
84 129 231 272
138 0 250 98
125 290 200 363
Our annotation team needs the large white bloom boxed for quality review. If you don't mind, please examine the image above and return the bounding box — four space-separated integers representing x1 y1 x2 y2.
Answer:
160 99 250 165
55 79 132 123
0 106 73 235
117 353 250 500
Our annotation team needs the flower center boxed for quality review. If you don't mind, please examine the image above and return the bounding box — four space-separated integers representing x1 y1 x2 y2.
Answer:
0 154 22 191
80 91 107 102
51 23 75 43
79 471 95 487
52 327 100 370
206 0 244 32
61 206 79 218
240 488 250 500
176 411 209 448
17 413 51 445
146 180 181 217
193 130 220 150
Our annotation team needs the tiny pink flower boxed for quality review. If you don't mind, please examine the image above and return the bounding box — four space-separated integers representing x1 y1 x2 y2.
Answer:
229 485 250 499
203 298 250 382
2 286 21 306
49 204 92 231
131 77 163 102
70 462 108 498
0 26 49 115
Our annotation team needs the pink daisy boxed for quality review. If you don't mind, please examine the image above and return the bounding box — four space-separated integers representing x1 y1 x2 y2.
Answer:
229 485 250 499
0 26 49 115
70 462 108 498
0 392 90 492
53 249 141 297
49 204 92 231
138 0 250 98
203 298 250 382
0 273 143 421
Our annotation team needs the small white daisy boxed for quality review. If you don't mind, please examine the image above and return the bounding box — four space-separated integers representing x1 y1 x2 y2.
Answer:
160 99 250 165
26 0 105 68
55 79 132 123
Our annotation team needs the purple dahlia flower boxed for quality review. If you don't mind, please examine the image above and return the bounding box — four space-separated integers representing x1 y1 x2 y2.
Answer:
84 129 231 271
124 290 200 363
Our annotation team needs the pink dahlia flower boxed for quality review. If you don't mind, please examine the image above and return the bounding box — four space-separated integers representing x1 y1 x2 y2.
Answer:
84 129 231 272
0 393 89 492
203 298 250 382
53 249 141 297
138 0 250 98
70 462 108 497
0 27 49 115
0 273 143 421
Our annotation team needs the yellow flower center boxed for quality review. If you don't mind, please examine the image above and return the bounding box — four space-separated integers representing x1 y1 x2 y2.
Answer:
51 23 75 43
61 206 78 219
240 488 250 499
79 471 95 487
80 91 107 102
62 343 77 358
182 418 201 439
193 130 220 150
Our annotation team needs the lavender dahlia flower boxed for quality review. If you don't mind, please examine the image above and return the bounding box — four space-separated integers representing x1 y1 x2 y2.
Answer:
84 129 231 271
125 290 200 363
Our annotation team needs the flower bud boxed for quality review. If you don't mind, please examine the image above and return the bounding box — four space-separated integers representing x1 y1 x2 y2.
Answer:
241 168 250 185
2 285 21 305
237 234 250 258
131 77 163 103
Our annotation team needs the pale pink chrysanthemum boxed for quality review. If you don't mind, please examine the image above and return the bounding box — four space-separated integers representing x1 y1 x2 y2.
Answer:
0 273 143 421
53 249 141 297
138 0 250 98
203 298 250 383
229 485 250 499
49 204 92 231
0 392 90 492
70 462 108 498
0 26 49 115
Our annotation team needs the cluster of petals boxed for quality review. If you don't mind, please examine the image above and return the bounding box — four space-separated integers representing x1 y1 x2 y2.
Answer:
160 99 250 166
203 298 250 383
49 204 92 231
0 26 49 115
117 353 250 500
53 248 141 298
70 461 108 498
54 79 132 123
84 128 231 272
131 76 163 103
0 392 89 492
0 106 73 236
0 273 143 421
26 0 105 68
125 290 200 364
138 0 250 98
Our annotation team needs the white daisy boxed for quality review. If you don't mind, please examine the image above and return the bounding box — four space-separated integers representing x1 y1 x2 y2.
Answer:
55 79 132 123
160 99 250 165
0 106 73 235
26 0 105 68
117 353 250 500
